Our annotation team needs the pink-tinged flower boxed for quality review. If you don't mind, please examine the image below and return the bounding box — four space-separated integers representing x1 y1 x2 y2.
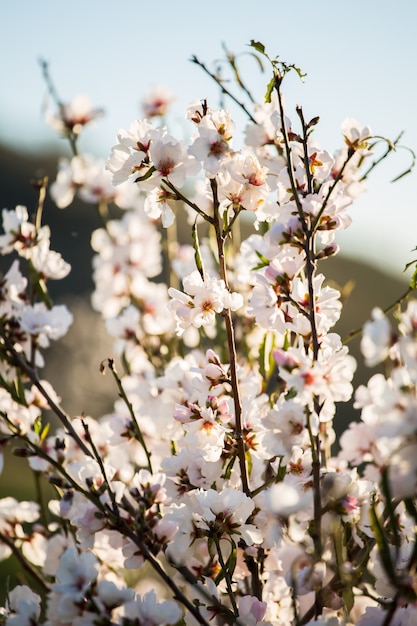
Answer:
306 147 334 181
186 100 205 124
0 260 27 318
46 93 104 136
189 109 234 176
204 349 228 384
49 157 77 208
149 134 200 187
244 92 283 148
144 185 176 227
264 250 306 286
107 119 161 185
130 469 168 505
51 154 119 209
338 420 377 466
168 270 243 336
238 595 268 626
107 143 148 186
141 85 175 118
193 487 262 545
0 206 37 256
220 153 271 212
273 336 356 418
342 117 372 156
181 408 227 462
50 547 99 622
163 447 222 496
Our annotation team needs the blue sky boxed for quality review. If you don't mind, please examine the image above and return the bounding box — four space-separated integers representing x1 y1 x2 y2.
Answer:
1 0 416 277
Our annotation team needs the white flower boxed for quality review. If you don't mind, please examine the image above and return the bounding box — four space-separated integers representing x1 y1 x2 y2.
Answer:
342 117 372 156
189 109 234 176
46 93 103 136
193 487 262 545
144 185 176 227
123 589 182 625
96 579 134 610
48 547 99 622
107 119 160 185
266 482 313 517
219 153 271 212
19 303 73 341
5 585 41 626
149 134 200 187
30 238 71 280
361 307 392 366
168 270 243 336
0 206 36 255
238 595 267 626
141 85 175 118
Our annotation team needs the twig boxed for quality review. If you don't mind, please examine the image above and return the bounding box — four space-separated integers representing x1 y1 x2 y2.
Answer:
4 341 93 458
211 179 250 496
342 286 414 345
0 530 50 594
105 358 153 473
190 55 257 124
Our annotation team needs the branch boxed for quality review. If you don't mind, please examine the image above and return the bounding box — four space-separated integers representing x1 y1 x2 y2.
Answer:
5 343 93 458
190 55 257 124
211 179 250 496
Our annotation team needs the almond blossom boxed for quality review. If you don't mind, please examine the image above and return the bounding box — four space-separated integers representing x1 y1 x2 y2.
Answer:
168 270 243 335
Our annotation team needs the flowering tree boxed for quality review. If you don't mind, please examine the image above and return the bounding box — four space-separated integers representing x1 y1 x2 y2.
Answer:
0 41 417 626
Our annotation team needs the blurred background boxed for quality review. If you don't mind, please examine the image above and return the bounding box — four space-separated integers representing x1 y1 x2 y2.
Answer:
0 0 416 599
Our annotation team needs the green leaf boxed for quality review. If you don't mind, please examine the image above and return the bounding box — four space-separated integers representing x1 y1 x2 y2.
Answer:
380 468 401 549
290 63 307 82
264 77 275 103
33 415 42 436
402 250 417 288
223 455 236 480
192 218 205 281
28 261 53 309
249 40 266 56
253 250 269 268
40 422 50 443
134 165 156 183
369 497 397 585
214 539 237 585
13 376 28 406
410 267 417 289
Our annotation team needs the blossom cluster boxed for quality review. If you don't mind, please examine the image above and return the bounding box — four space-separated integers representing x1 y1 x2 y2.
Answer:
0 46 416 626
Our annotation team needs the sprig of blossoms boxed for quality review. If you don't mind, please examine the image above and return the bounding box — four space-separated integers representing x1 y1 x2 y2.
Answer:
0 43 415 626
168 270 243 336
